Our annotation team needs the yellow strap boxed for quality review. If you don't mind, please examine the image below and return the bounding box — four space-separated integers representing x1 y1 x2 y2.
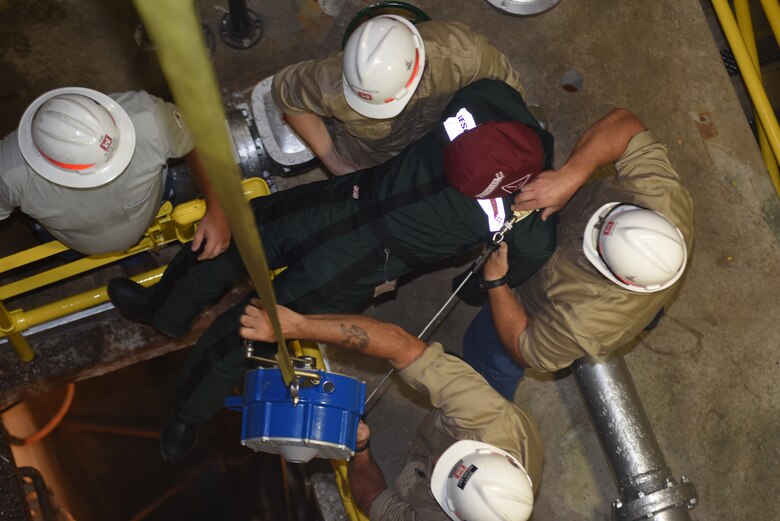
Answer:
133 0 295 386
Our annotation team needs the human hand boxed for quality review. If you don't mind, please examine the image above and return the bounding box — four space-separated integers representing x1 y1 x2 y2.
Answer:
511 166 584 221
192 205 231 260
482 242 509 281
239 299 302 341
355 420 370 452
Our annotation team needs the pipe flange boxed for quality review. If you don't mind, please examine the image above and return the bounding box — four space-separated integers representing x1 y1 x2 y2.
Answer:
227 107 263 178
220 9 263 50
485 0 561 16
612 479 698 521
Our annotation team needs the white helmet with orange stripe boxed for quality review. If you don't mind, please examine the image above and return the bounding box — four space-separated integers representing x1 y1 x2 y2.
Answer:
342 15 425 119
18 87 136 188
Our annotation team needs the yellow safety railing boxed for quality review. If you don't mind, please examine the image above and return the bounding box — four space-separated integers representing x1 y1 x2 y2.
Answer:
0 177 269 360
711 0 780 197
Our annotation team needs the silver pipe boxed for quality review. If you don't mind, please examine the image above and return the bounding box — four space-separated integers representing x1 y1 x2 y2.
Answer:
572 355 698 521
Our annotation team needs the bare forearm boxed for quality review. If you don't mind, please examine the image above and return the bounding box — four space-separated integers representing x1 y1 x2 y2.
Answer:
349 450 387 514
284 313 425 370
487 286 530 367
562 108 646 178
285 112 358 175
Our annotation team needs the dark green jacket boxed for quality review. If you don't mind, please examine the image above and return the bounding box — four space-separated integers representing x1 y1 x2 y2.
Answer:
254 79 556 312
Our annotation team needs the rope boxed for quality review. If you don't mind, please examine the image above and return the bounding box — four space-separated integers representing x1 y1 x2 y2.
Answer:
365 209 535 410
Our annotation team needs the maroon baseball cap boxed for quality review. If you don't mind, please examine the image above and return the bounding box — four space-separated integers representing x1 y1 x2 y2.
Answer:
442 120 544 199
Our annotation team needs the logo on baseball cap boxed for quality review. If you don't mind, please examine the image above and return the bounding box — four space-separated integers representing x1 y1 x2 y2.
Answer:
442 121 544 199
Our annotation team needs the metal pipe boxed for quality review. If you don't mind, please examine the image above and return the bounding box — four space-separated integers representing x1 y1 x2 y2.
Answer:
759 0 780 44
711 0 780 193
0 267 165 341
572 355 697 521
735 0 780 194
0 300 33 361
226 0 252 36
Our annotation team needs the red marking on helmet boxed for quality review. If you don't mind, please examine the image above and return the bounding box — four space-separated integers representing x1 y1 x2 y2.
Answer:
603 220 615 235
39 150 95 171
405 49 420 89
358 91 373 101
99 135 113 151
453 464 467 479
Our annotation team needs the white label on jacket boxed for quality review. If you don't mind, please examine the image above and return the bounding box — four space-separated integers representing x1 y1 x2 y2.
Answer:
477 197 506 232
443 108 477 141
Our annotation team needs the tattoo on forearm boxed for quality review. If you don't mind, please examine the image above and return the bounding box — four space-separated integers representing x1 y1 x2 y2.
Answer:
340 324 369 351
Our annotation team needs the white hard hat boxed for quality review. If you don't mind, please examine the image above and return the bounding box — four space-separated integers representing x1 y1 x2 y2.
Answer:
431 440 534 521
342 15 425 119
583 202 687 293
18 87 136 188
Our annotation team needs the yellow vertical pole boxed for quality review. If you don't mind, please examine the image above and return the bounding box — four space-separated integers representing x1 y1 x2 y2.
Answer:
0 300 34 362
132 0 295 386
734 0 780 194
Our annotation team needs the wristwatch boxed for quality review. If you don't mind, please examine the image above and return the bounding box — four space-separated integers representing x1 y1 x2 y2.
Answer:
479 275 508 291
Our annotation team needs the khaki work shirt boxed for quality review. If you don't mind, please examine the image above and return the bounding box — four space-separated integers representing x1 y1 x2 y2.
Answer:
515 131 695 372
370 343 543 520
0 91 193 255
272 21 524 169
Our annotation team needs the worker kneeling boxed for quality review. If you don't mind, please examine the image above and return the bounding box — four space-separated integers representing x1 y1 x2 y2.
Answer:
239 301 539 520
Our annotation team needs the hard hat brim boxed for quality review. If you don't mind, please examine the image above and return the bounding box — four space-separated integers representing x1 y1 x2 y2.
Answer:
343 72 421 119
431 439 525 520
582 202 687 293
342 15 425 119
18 87 136 188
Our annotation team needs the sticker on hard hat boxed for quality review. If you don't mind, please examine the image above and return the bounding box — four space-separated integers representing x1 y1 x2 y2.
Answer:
456 464 478 490
358 91 374 101
603 220 615 235
99 135 113 152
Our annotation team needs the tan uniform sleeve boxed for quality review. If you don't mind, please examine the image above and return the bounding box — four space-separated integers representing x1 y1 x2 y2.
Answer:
433 22 525 98
369 488 431 521
149 95 194 159
467 30 525 98
398 344 543 488
271 56 343 118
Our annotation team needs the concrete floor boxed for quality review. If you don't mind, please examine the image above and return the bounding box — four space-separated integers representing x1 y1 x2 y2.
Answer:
1 0 779 520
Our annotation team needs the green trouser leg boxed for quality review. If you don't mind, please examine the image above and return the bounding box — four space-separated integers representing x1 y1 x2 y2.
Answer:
172 291 263 424
149 243 248 337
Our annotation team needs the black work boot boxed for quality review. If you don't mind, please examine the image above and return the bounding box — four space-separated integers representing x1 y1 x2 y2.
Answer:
108 278 153 325
108 278 186 337
160 415 200 463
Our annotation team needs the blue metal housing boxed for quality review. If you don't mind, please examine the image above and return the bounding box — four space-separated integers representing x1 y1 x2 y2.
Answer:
225 367 366 462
